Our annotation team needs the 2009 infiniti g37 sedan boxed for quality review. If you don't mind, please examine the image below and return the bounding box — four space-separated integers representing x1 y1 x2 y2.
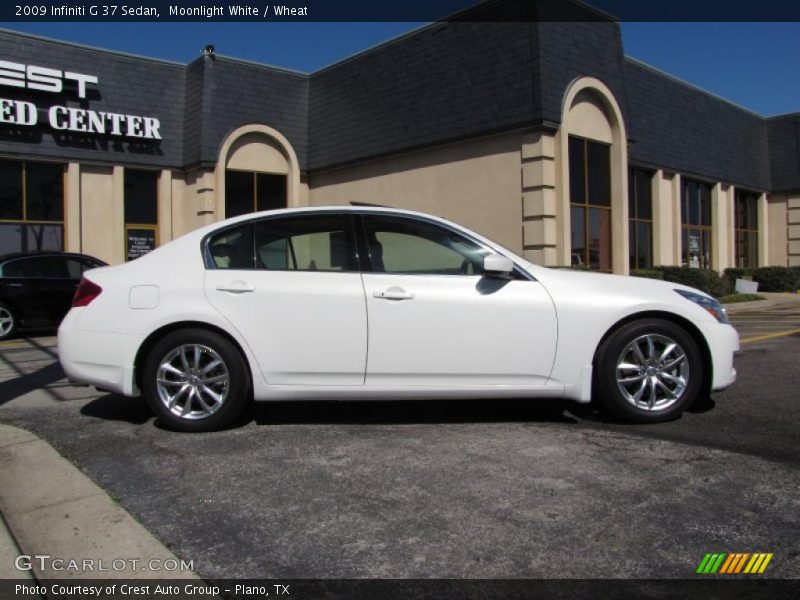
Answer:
58 206 739 432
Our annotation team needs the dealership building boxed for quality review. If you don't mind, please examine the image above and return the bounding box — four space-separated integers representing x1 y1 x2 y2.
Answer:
0 0 798 272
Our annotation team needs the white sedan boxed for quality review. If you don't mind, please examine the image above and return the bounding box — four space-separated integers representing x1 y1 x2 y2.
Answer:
58 206 739 432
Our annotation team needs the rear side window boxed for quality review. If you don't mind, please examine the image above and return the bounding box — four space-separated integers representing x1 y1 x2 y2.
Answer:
63 258 100 279
254 215 356 272
208 224 255 270
2 256 65 278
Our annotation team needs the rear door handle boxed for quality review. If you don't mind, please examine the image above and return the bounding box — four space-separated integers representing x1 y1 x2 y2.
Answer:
216 281 255 294
373 287 414 301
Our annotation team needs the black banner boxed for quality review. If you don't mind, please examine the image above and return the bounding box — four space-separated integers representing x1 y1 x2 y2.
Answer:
2 579 798 600
2 0 800 22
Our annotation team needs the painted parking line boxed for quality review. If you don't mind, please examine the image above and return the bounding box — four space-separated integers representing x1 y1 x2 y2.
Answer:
740 328 800 344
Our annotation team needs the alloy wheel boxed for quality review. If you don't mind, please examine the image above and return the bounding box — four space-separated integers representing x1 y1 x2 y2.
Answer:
615 334 690 412
156 344 230 420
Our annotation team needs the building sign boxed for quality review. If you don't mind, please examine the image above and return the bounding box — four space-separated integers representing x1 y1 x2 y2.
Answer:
126 228 157 260
0 59 162 140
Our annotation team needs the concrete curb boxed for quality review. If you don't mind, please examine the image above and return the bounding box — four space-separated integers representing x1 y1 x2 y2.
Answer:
0 424 200 581
724 292 800 313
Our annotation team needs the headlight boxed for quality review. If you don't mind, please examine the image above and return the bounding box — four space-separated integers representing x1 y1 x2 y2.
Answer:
674 289 729 324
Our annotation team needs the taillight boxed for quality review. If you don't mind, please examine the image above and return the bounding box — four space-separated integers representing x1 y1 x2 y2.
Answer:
72 278 103 307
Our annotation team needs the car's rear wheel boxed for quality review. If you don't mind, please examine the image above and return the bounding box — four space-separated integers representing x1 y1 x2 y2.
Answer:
0 302 17 341
594 318 703 423
142 328 250 432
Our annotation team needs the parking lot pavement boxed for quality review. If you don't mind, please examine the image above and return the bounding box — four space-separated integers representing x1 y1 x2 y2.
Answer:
727 295 800 342
0 329 798 580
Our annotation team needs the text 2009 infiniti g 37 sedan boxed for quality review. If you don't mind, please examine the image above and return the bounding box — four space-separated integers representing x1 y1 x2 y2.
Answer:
58 206 738 432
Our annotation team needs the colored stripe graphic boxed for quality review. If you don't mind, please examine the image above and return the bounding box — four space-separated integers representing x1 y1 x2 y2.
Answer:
700 553 773 574
734 553 750 573
696 554 712 574
719 554 735 574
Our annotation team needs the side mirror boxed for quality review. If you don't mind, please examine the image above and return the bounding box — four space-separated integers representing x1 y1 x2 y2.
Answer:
483 253 514 276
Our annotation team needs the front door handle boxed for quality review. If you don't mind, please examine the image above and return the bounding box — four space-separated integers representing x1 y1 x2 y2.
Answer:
216 281 255 294
373 286 414 301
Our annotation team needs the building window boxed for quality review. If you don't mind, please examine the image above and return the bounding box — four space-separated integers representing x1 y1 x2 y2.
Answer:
569 136 611 271
628 167 653 270
225 170 287 219
0 159 64 255
124 169 159 261
681 178 712 269
734 189 759 268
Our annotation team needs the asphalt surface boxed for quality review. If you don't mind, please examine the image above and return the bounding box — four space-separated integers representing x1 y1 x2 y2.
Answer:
0 306 798 580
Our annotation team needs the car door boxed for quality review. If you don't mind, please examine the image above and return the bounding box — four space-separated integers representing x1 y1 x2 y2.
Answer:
30 256 79 325
359 214 558 387
0 256 51 327
203 213 368 386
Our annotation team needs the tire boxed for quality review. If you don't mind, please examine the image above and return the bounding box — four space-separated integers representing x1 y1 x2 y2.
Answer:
594 318 703 423
0 302 18 341
142 328 251 432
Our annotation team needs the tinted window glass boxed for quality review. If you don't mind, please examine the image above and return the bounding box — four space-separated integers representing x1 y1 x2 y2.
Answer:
3 256 63 278
635 169 652 220
0 223 63 254
209 224 254 269
63 258 99 279
26 162 64 222
0 160 22 220
362 216 487 275
254 215 354 272
256 174 287 212
25 224 63 252
568 137 585 204
124 169 158 225
587 142 610 207
225 171 255 218
0 223 22 255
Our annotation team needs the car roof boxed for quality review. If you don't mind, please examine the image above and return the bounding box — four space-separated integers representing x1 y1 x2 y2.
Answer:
0 251 106 264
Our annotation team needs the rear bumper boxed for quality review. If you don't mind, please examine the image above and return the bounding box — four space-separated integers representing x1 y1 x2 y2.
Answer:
58 309 143 396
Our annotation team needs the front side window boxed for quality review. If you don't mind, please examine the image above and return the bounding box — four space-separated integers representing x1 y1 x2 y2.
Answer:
628 167 653 270
681 179 712 269
0 159 64 255
569 136 612 271
734 189 759 268
362 215 488 275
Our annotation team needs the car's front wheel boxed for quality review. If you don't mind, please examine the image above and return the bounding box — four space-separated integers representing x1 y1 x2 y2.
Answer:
594 318 704 423
142 328 250 432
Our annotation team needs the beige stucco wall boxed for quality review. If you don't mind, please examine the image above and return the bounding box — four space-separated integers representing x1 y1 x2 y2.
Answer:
767 194 788 266
226 133 291 174
78 165 122 265
787 195 800 266
308 131 525 253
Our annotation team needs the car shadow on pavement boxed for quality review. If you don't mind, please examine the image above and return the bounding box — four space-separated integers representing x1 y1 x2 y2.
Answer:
0 341 65 406
247 398 579 426
564 393 717 424
80 394 153 425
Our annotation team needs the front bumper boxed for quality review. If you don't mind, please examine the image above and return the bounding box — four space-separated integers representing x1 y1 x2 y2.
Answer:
702 321 739 391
